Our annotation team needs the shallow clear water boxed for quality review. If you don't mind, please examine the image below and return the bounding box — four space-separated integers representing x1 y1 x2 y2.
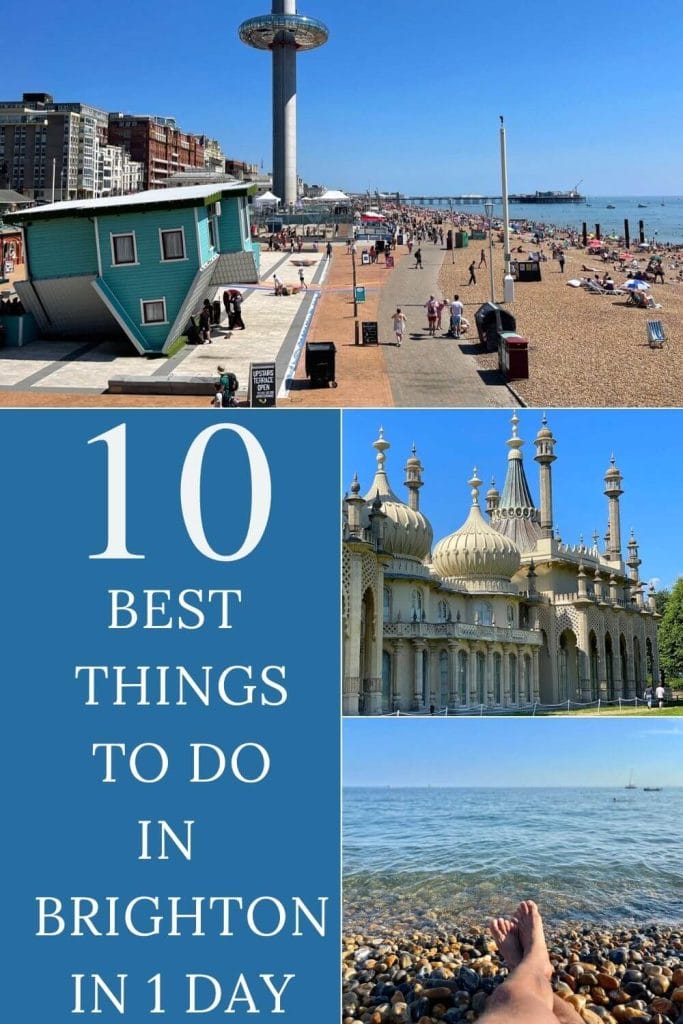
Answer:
344 787 683 928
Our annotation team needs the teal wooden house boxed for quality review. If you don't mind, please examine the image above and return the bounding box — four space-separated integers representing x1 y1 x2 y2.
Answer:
11 183 259 354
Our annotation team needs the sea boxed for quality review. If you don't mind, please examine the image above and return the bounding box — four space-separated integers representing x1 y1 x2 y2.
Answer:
343 787 683 931
419 196 683 245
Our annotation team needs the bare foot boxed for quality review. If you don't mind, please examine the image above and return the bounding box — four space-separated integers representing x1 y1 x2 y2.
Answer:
490 917 522 968
514 900 553 980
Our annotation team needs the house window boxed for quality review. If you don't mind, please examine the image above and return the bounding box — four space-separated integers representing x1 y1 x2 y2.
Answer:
111 232 137 265
160 228 186 261
141 299 167 324
208 218 216 248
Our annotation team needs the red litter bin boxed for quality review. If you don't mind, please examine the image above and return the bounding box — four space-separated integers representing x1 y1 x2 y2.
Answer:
499 332 529 380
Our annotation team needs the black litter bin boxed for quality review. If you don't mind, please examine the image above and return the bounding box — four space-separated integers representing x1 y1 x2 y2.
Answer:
474 302 517 352
211 299 221 325
305 341 337 387
375 239 385 254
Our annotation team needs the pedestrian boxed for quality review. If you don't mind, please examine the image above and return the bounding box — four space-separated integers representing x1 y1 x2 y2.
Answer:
212 383 224 408
273 274 283 295
468 261 477 285
479 248 487 268
450 293 463 338
425 294 438 336
198 305 212 343
298 267 307 290
655 681 665 708
391 307 407 346
326 241 332 259
222 290 231 319
231 292 245 330
414 247 423 269
645 685 653 710
407 239 414 255
558 251 566 273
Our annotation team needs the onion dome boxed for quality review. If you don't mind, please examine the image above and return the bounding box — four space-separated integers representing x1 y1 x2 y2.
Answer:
491 412 541 552
433 469 521 583
362 429 433 561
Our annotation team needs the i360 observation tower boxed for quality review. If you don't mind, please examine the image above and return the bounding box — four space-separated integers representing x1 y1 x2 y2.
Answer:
239 2 328 207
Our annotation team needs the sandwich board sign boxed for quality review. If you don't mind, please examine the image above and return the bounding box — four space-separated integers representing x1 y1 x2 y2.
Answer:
249 361 277 407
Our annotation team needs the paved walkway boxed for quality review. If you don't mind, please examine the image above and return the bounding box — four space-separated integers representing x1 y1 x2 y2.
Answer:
378 243 514 407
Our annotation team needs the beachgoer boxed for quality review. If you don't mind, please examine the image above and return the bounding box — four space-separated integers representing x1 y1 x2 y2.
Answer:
298 267 307 290
468 261 477 285
231 292 245 329
450 294 463 338
655 682 665 708
425 295 438 336
391 307 407 346
486 902 584 1024
436 299 447 330
414 248 423 269
558 252 565 273
479 248 487 268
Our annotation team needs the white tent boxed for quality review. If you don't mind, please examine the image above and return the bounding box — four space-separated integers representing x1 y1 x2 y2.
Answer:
318 189 350 203
253 190 281 206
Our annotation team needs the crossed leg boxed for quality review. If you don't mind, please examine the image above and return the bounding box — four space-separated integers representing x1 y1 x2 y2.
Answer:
480 901 583 1024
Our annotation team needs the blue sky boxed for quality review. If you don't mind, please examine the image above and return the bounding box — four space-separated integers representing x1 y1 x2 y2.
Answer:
10 0 683 194
342 409 683 591
343 718 683 787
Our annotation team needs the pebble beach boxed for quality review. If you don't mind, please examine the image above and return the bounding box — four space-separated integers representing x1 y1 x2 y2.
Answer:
343 921 683 1024
436 218 683 408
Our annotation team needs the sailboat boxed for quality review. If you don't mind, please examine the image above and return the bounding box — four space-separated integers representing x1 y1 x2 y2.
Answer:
625 770 637 789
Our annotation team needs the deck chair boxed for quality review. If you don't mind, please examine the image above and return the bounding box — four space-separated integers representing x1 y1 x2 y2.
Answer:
646 320 666 348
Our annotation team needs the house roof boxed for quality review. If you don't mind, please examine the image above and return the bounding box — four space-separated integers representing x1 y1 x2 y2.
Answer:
9 182 255 222
0 189 31 205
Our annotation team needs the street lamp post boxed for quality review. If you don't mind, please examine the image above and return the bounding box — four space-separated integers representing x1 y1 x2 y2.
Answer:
450 200 454 264
484 201 495 303
352 246 360 344
499 115 515 303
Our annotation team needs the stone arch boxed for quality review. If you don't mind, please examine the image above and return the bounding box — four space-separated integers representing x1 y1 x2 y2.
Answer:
605 632 615 700
458 649 468 704
620 633 629 697
646 637 654 683
381 649 392 711
589 630 599 701
493 651 503 705
383 585 392 622
538 629 553 703
633 636 642 693
439 649 449 708
359 586 376 713
522 652 533 703
509 652 518 704
558 629 579 703
476 651 486 704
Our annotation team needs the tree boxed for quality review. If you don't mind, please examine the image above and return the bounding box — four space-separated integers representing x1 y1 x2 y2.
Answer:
654 588 670 618
658 577 683 682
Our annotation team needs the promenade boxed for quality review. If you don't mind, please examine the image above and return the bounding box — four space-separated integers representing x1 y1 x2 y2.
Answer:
0 239 516 407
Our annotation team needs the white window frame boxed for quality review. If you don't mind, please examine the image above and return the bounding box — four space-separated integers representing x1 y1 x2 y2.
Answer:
207 216 217 250
139 297 168 326
159 226 187 262
110 231 138 267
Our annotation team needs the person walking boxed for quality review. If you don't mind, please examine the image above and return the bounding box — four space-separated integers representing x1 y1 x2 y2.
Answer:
425 295 438 336
468 261 477 285
298 267 307 290
450 294 463 338
198 304 212 343
391 307 407 346
655 681 666 708
326 241 332 259
558 251 566 273
414 247 423 269
478 248 487 268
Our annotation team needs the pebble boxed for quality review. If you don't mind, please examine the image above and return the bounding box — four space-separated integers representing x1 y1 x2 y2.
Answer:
342 924 682 1023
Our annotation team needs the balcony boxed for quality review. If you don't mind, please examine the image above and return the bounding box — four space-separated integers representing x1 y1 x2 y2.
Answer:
382 621 542 646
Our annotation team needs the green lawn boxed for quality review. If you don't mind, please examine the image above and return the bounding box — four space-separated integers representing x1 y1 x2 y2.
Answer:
539 706 683 717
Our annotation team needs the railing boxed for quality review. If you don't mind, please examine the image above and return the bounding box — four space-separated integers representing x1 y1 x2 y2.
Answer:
380 695 659 716
382 621 542 645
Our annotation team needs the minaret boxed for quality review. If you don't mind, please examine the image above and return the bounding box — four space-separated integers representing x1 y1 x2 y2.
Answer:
533 414 557 540
404 444 424 512
603 454 624 562
486 477 500 518
345 473 365 535
627 529 641 583
490 412 541 551
239 3 329 205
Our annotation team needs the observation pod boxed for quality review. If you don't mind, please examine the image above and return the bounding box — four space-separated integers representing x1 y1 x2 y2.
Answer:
239 4 329 206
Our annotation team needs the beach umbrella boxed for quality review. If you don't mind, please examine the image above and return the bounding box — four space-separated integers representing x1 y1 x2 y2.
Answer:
622 279 650 291
587 239 604 249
